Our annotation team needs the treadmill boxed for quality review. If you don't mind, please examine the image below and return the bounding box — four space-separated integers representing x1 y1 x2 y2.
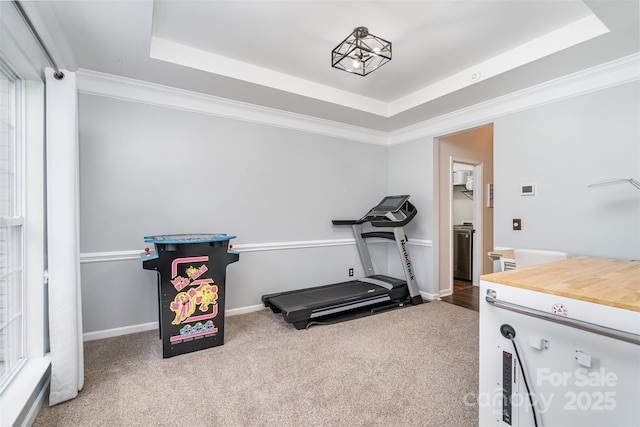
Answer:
262 195 424 329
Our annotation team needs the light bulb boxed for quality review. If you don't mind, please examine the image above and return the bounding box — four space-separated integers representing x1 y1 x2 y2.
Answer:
352 60 361 69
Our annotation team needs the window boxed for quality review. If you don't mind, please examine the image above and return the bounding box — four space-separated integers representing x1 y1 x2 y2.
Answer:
0 60 25 393
0 3 48 425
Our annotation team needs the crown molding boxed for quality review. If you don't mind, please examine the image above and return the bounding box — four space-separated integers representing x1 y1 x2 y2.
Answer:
77 53 639 146
388 53 640 145
76 69 390 146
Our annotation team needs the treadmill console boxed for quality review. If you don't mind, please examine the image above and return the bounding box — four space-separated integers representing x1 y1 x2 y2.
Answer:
332 195 416 228
370 195 410 215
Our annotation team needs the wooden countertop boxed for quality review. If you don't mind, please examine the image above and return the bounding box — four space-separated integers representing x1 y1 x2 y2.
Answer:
487 249 514 259
481 257 640 312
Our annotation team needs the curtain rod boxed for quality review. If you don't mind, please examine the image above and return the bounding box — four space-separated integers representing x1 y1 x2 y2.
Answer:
13 0 65 80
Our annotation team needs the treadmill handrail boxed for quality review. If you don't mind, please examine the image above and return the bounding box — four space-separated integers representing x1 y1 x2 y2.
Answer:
332 219 361 226
361 231 395 240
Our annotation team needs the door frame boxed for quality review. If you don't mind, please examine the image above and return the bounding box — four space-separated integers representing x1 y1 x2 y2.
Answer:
444 158 483 296
433 124 494 299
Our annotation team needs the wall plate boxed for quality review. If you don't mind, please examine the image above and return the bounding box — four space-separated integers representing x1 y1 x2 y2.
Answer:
521 183 536 196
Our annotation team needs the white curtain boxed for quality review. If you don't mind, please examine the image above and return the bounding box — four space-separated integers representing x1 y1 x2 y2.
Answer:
45 68 84 406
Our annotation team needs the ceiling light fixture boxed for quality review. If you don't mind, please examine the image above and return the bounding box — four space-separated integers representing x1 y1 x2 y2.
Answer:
332 27 391 76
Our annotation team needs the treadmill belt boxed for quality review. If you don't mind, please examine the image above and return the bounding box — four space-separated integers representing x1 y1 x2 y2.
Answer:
268 280 388 310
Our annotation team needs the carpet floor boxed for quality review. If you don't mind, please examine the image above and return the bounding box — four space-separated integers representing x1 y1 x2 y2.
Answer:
33 300 479 426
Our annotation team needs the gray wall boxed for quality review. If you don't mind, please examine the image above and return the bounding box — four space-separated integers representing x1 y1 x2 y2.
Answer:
493 81 640 259
78 94 390 334
79 80 639 336
387 138 434 294
389 81 640 280
79 95 388 250
386 82 639 297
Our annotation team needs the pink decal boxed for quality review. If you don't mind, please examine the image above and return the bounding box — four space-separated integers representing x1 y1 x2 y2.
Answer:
183 279 216 307
186 264 208 280
171 256 209 278
169 280 219 325
171 276 190 291
170 328 218 343
191 278 214 287
195 284 218 311
186 306 219 323
169 293 196 325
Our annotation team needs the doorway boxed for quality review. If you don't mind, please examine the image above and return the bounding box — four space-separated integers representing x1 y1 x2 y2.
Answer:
452 162 474 282
434 124 494 304
442 161 481 311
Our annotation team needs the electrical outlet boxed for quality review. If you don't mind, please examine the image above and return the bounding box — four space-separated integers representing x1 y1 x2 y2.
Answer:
513 219 522 230
348 268 354 277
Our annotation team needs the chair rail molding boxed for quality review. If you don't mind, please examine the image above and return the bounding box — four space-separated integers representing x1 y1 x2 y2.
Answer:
80 238 433 264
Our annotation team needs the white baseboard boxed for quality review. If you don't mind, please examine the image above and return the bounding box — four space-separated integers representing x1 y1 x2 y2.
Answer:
420 291 441 301
83 292 451 342
226 304 267 316
82 305 268 342
82 295 452 341
83 322 158 342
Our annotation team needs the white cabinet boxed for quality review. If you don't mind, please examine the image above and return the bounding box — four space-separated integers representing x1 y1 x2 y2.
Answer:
478 278 640 426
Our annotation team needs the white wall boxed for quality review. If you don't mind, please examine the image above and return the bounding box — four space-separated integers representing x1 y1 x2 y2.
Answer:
452 187 474 225
493 81 640 259
78 94 390 334
452 163 474 225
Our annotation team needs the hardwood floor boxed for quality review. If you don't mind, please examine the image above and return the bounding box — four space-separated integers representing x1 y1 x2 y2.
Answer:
440 280 479 312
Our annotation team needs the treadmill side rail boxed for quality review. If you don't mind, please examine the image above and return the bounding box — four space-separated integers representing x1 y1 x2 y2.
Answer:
359 276 394 290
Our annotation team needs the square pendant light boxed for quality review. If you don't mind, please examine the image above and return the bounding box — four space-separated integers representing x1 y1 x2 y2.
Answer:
332 27 392 76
